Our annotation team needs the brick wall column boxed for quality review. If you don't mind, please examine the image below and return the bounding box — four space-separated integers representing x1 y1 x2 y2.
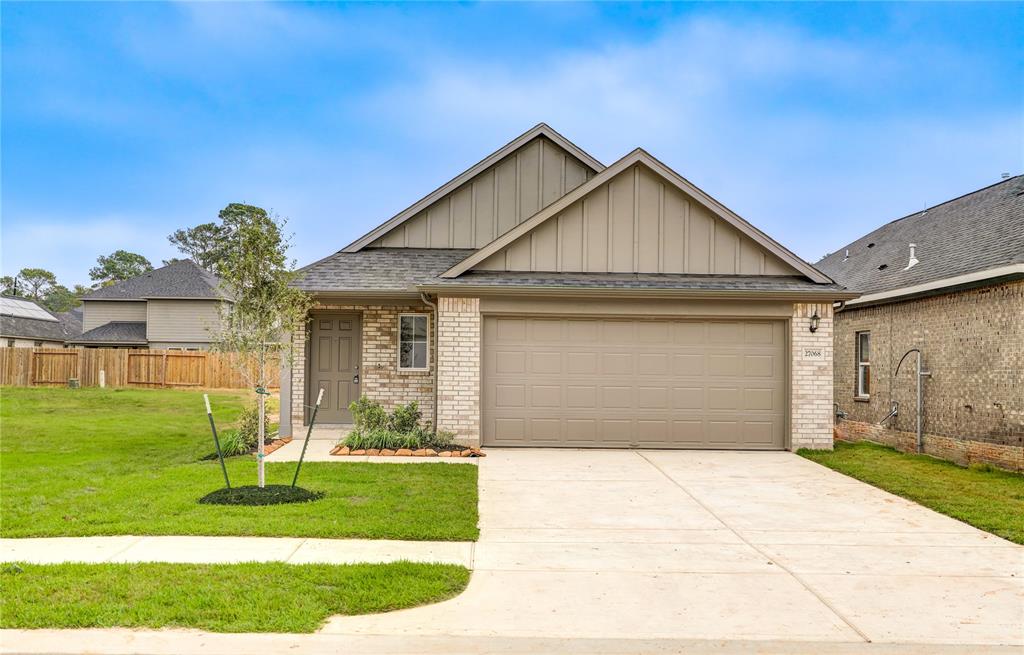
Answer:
436 297 481 446
791 302 834 450
290 326 306 426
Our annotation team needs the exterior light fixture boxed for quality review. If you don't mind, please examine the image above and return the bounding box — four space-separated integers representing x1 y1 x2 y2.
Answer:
809 312 820 333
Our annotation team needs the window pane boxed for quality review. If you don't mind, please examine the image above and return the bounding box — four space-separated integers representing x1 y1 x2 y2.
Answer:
863 364 870 395
400 316 414 342
413 342 427 369
412 315 427 340
858 333 870 362
399 339 414 368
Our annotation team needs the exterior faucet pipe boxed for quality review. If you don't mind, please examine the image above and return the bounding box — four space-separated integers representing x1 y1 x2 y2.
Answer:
894 349 931 454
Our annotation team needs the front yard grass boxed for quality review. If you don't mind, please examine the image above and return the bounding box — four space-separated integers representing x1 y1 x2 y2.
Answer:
799 440 1024 544
0 561 469 633
0 387 478 540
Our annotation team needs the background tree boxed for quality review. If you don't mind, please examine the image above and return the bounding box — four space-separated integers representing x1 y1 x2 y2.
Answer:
212 203 312 488
1 268 58 300
89 250 153 286
168 222 230 273
41 285 82 313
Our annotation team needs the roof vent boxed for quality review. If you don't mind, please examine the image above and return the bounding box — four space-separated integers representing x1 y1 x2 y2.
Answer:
867 242 875 248
1002 172 1011 180
903 243 919 271
878 264 888 271
843 249 849 262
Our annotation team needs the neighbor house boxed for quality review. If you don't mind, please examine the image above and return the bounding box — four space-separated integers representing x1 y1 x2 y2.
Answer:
1 296 81 347
69 260 229 349
818 175 1023 470
281 124 858 450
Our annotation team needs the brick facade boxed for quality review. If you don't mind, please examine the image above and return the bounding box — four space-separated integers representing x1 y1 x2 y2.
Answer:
290 303 435 426
833 281 1023 458
791 302 835 450
436 297 481 446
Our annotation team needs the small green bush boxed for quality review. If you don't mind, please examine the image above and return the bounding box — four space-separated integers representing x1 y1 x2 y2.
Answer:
218 430 249 457
344 397 454 450
237 403 272 449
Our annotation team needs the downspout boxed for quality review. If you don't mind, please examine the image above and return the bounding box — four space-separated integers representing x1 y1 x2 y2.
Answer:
419 291 439 431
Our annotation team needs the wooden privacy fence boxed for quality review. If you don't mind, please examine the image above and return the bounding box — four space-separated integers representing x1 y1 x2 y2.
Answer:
0 348 281 390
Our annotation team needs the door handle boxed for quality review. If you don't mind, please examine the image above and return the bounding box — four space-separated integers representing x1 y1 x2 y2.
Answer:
353 374 360 384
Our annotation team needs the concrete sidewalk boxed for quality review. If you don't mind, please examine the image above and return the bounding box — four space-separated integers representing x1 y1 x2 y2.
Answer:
0 536 472 566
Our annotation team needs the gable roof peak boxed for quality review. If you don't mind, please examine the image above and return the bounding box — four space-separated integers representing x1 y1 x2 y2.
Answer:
340 123 604 253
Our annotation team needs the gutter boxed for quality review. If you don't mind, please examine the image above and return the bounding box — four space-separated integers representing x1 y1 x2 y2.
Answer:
842 264 1024 309
416 284 861 302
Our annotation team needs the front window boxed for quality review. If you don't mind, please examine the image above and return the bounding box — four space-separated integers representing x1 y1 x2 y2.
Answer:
398 314 429 371
856 331 871 398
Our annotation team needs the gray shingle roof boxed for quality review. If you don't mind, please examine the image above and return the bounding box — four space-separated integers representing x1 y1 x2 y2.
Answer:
82 260 229 301
817 175 1024 296
294 249 475 292
70 321 147 345
432 271 849 294
295 248 848 296
0 315 69 342
57 308 83 339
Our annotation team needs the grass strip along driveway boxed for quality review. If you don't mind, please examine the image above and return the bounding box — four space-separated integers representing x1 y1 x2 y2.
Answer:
800 440 1024 544
0 561 469 633
0 387 478 541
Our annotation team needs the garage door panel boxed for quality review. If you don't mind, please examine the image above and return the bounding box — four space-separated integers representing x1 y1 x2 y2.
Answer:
483 316 786 449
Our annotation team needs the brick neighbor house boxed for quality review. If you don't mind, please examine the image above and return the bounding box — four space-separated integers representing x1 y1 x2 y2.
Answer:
280 124 858 450
817 175 1023 471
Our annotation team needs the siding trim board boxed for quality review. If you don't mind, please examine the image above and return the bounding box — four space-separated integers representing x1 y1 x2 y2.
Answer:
442 149 833 284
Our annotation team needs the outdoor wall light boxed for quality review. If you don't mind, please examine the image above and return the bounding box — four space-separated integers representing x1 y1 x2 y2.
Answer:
809 312 820 333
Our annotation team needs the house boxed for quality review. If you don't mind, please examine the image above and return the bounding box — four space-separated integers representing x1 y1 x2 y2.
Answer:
818 175 1023 470
1 296 81 347
68 260 229 349
281 124 858 450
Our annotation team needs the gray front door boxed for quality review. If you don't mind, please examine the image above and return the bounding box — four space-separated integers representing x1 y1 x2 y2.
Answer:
309 314 361 423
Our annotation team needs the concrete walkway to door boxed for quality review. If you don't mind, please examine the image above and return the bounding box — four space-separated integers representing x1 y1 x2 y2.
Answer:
323 449 1024 647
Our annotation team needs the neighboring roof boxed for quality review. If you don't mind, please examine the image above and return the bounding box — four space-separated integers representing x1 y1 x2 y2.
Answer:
442 148 834 285
292 248 855 299
57 307 83 339
817 175 1024 299
340 124 605 253
69 321 147 345
0 295 69 341
81 260 230 301
294 249 474 294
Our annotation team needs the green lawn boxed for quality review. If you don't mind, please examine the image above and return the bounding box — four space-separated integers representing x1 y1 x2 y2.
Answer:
800 441 1024 544
0 387 478 540
0 561 469 633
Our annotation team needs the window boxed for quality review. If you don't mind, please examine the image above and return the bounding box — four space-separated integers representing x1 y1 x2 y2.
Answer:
33 341 43 347
6 339 14 348
398 314 429 370
856 331 871 398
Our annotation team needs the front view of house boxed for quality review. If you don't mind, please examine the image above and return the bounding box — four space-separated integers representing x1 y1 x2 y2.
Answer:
280 125 858 450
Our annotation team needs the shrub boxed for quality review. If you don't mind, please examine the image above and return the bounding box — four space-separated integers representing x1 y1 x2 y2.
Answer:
344 397 455 450
218 429 249 457
237 403 272 448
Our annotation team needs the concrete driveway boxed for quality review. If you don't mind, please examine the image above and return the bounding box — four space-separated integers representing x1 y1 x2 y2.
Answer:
324 449 1023 648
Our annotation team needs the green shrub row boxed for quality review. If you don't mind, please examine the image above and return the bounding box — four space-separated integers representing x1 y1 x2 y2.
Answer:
342 397 454 450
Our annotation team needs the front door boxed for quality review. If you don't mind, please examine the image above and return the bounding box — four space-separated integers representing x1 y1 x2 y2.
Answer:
309 313 361 423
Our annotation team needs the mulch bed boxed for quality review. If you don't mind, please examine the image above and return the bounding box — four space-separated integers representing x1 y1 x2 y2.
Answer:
198 484 324 506
330 445 486 458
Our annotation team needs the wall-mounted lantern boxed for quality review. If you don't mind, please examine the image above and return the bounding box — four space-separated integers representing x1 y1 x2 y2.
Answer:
809 311 820 333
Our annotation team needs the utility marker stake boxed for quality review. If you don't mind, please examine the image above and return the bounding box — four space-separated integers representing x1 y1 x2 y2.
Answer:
292 388 324 487
204 394 231 489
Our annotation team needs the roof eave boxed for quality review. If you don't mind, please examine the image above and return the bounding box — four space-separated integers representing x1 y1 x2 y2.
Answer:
417 283 860 302
842 264 1024 309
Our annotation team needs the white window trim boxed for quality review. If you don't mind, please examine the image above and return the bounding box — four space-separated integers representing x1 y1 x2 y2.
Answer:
397 313 430 372
855 331 871 399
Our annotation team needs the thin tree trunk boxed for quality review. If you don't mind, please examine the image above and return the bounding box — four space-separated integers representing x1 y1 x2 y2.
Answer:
257 352 266 488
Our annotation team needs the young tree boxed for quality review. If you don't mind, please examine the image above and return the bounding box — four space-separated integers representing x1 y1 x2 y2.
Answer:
212 203 312 488
89 250 153 286
168 222 230 273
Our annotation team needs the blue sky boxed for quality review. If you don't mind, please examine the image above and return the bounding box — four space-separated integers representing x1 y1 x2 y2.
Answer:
2 2 1022 285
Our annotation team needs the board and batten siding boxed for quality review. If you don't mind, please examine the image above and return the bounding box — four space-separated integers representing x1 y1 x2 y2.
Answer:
369 136 594 249
146 299 224 345
477 163 801 276
82 301 147 331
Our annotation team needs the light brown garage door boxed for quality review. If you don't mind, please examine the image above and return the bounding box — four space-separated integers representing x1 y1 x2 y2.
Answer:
482 316 787 449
